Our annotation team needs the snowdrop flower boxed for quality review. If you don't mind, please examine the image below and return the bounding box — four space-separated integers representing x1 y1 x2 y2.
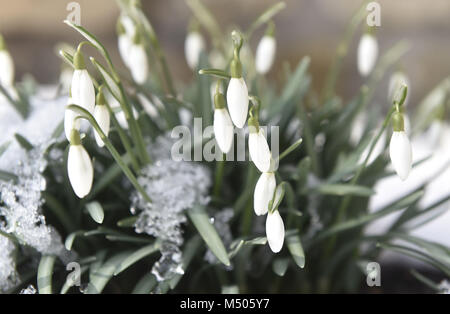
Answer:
266 209 285 253
0 35 14 87
71 50 95 114
93 90 110 147
254 172 276 216
64 96 80 141
213 90 233 153
248 115 271 173
357 32 378 77
389 111 412 181
137 93 158 118
117 20 133 68
67 129 94 198
184 22 205 70
128 33 148 84
226 31 249 128
388 71 410 105
255 23 276 75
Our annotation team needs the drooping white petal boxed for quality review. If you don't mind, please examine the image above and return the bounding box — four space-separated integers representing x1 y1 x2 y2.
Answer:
249 128 271 173
118 34 132 67
185 32 205 70
388 71 410 105
64 97 80 141
357 34 378 77
389 131 413 180
120 15 136 37
255 36 276 75
71 69 95 114
0 50 14 86
266 210 285 253
213 108 234 153
226 78 249 128
68 144 94 198
128 44 148 84
93 105 110 147
254 172 276 216
59 67 73 91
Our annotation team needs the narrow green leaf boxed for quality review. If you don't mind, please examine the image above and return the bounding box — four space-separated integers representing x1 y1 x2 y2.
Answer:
187 206 230 266
90 58 121 101
37 255 56 294
132 273 157 294
0 170 18 183
59 50 74 68
286 233 305 269
0 141 11 157
315 190 424 242
60 265 88 294
246 2 286 38
313 184 375 197
65 230 86 251
117 216 138 228
85 251 130 294
14 133 33 151
278 138 303 161
86 201 105 224
105 234 153 244
114 242 161 276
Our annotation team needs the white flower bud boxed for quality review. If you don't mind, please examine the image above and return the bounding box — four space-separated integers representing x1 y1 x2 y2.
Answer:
249 127 271 173
118 34 132 67
185 31 205 70
0 49 14 86
68 142 94 198
226 78 249 128
254 172 276 216
64 97 80 141
93 105 110 147
71 69 95 114
266 210 285 253
357 33 378 77
213 108 234 153
388 72 410 105
389 131 412 180
128 44 148 84
255 35 276 75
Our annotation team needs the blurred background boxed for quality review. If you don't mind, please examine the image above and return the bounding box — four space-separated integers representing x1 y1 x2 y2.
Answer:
0 0 449 105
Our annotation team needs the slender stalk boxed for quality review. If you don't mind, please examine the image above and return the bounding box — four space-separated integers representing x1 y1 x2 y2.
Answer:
213 157 225 198
68 105 152 203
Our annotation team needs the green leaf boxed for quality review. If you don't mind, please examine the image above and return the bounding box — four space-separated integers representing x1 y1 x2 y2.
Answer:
270 182 286 212
228 237 267 259
278 138 303 161
65 230 86 251
132 273 158 294
59 50 74 68
117 216 138 228
313 184 375 197
0 141 11 157
114 242 161 276
272 257 290 277
105 234 152 244
37 255 56 294
0 170 18 183
246 2 286 38
315 190 424 242
86 201 105 224
14 133 33 151
187 205 230 266
60 265 88 294
90 57 121 101
286 233 305 269
85 251 130 294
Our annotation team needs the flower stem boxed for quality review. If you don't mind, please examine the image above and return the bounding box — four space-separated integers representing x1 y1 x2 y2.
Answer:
67 104 152 203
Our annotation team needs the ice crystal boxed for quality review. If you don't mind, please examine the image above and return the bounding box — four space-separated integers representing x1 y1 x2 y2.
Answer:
131 136 212 281
20 284 37 294
205 208 234 265
438 280 450 294
0 144 69 260
0 235 18 292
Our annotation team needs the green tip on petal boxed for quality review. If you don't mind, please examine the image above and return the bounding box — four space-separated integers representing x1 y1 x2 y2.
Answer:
392 111 405 132
96 89 107 106
248 116 259 132
0 35 5 50
214 93 226 109
230 59 242 78
265 21 275 37
73 50 86 70
116 20 125 35
69 128 81 145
